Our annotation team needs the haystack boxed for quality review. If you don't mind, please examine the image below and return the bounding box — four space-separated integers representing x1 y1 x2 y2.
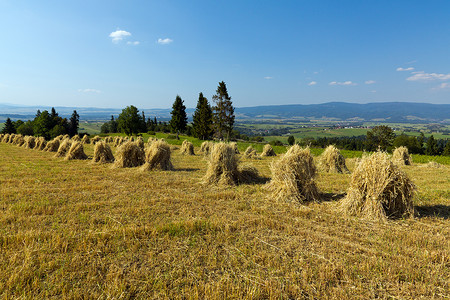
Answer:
200 141 213 155
44 138 60 152
230 142 240 154
243 146 258 158
339 151 415 221
23 136 36 149
135 137 145 150
12 135 25 146
65 141 88 160
141 140 173 171
114 136 124 147
6 134 14 143
392 146 412 166
63 134 70 140
71 135 81 142
319 145 349 173
55 139 72 157
113 141 145 168
2 134 10 143
261 144 276 157
203 142 259 185
180 140 195 155
91 136 101 144
267 145 319 203
34 137 47 151
92 141 115 163
81 135 90 144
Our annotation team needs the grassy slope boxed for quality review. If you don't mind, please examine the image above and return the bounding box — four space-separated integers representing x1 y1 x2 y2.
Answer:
0 142 449 298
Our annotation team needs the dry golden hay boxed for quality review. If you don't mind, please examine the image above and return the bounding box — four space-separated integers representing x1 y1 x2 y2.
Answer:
243 146 258 158
55 139 72 157
319 145 349 173
420 161 443 168
71 135 81 142
6 134 14 143
339 151 415 221
90 136 102 144
141 140 173 171
0 134 3 141
261 144 276 157
81 135 90 144
230 142 240 154
34 137 47 150
1 134 10 143
44 138 60 152
200 141 214 155
129 136 135 142
113 136 121 147
203 142 259 185
65 141 88 160
92 141 115 163
135 137 145 150
392 146 412 166
54 135 64 141
23 136 36 149
180 139 195 155
63 134 70 140
113 141 145 168
267 145 319 203
12 134 25 146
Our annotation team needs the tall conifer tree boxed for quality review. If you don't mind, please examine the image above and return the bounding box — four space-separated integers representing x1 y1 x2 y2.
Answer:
192 92 213 140
169 95 187 138
212 81 234 141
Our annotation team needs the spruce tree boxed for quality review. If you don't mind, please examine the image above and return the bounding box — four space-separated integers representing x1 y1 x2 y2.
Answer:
212 81 235 141
425 135 438 155
192 92 213 140
1 117 16 134
68 110 80 137
169 95 187 138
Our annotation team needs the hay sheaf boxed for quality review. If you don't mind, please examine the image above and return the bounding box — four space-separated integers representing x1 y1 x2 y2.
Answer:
71 135 81 142
44 139 60 152
319 145 349 173
92 141 115 163
180 140 195 155
23 136 36 149
203 142 259 185
135 137 145 150
81 135 90 144
90 136 102 144
55 139 72 157
339 151 415 221
34 137 47 151
6 134 14 143
200 141 213 155
261 144 276 157
113 141 145 168
392 146 412 166
65 141 88 160
1 134 10 143
141 140 173 171
267 145 319 203
230 142 240 154
12 135 25 146
243 146 258 159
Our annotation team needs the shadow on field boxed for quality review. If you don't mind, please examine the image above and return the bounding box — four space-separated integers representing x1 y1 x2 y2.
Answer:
173 168 200 172
321 192 346 202
415 205 450 219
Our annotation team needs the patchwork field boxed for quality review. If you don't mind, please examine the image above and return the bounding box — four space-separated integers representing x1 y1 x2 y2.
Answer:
0 142 449 298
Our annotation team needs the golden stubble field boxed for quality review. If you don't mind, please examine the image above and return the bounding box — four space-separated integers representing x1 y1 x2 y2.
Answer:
0 142 449 299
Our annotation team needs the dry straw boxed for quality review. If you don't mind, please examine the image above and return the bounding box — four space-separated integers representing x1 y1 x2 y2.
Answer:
12 135 25 146
392 146 412 166
135 137 145 150
230 142 240 154
44 138 60 152
1 134 10 143
6 134 14 143
180 140 195 155
91 136 102 144
113 141 145 168
420 161 443 168
71 135 81 142
92 141 115 163
243 146 258 159
261 144 276 157
319 145 349 173
267 145 319 203
34 137 47 151
55 139 72 157
339 151 415 221
203 142 259 185
200 141 213 155
141 140 173 171
65 141 88 160
81 135 90 144
23 136 36 149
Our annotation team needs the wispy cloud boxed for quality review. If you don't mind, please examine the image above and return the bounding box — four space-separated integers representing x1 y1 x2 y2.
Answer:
396 67 414 72
365 80 376 85
407 71 450 81
127 41 140 45
329 81 356 86
308 81 317 86
264 76 273 80
78 89 101 94
157 38 173 45
109 30 131 43
434 82 450 89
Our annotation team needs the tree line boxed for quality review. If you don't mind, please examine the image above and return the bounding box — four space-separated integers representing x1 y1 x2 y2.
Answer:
1 108 80 139
102 81 235 141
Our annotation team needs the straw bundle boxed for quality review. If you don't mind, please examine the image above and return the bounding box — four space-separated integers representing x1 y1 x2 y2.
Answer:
141 140 173 171
12 135 25 146
44 138 60 152
200 141 213 155
113 141 145 168
55 139 72 157
392 146 412 166
71 135 81 142
34 137 47 151
230 142 240 154
81 135 90 144
23 136 36 149
65 141 88 160
92 141 115 163
90 136 101 144
243 146 258 159
319 145 349 173
180 140 195 155
261 144 276 157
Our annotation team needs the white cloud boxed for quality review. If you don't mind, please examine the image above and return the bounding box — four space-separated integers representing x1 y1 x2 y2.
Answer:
365 80 376 85
109 30 131 43
157 38 173 45
78 89 101 94
308 81 317 86
396 67 414 72
329 81 356 86
436 82 450 89
407 71 450 81
127 41 140 45
371 90 377 93
264 76 273 80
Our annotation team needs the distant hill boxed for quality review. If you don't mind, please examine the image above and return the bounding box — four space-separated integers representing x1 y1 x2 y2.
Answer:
1 102 449 123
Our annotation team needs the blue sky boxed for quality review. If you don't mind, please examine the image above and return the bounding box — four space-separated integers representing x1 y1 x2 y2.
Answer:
1 0 449 109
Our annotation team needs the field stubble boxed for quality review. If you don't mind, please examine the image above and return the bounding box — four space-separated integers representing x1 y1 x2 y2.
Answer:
0 143 449 299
